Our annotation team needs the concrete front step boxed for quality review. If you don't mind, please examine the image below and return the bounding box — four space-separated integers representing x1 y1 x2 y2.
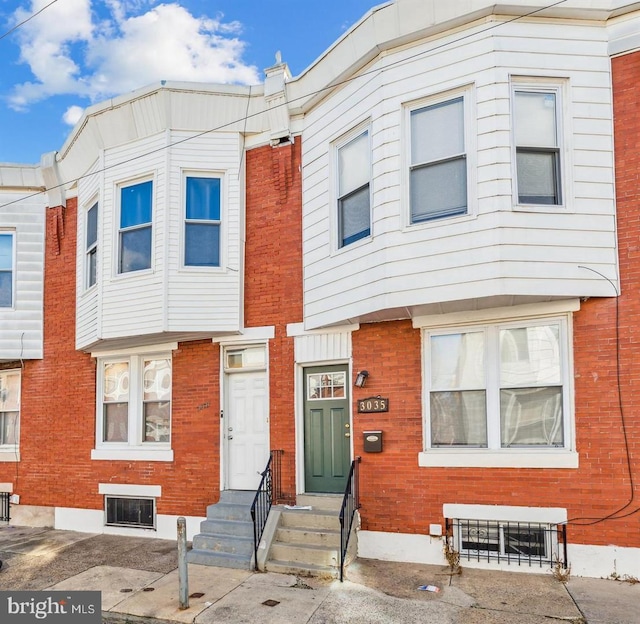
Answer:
218 490 256 505
296 494 343 512
266 559 338 579
269 542 339 567
198 518 254 538
280 509 340 531
204 502 252 522
276 526 340 547
187 548 253 569
191 532 254 556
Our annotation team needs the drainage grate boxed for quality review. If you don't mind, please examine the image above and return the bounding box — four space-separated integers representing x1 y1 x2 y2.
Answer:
262 599 280 607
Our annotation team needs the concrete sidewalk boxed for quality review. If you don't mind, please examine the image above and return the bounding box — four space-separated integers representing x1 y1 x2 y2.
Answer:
0 526 638 623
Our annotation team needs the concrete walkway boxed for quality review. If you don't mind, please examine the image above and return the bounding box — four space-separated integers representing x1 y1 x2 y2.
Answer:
0 525 638 623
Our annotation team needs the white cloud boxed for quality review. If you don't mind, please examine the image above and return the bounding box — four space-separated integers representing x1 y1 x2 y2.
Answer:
63 105 84 126
7 1 260 110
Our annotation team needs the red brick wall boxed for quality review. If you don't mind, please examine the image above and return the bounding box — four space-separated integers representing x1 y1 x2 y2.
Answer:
245 141 303 501
351 302 639 547
0 199 221 517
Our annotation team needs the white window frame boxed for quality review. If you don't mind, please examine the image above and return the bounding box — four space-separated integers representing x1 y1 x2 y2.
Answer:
0 368 20 460
85 200 98 290
92 345 174 462
182 171 224 269
334 125 372 250
417 304 578 469
0 231 15 309
511 78 567 209
117 177 154 275
406 86 475 226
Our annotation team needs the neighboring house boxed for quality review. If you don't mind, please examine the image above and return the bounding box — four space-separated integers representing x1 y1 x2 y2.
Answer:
0 0 639 579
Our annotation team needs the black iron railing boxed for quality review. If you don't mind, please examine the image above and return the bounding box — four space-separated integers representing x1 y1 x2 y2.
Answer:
445 518 568 568
0 492 10 522
339 456 361 582
250 450 284 570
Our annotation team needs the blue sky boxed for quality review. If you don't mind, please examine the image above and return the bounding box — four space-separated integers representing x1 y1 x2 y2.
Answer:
0 0 380 164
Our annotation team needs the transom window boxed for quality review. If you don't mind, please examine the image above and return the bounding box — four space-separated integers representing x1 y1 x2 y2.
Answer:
514 88 562 205
0 370 20 447
225 346 266 371
410 96 467 222
100 355 171 446
0 233 14 308
185 176 221 267
307 372 346 400
337 130 371 247
426 318 568 450
119 180 152 273
86 202 98 288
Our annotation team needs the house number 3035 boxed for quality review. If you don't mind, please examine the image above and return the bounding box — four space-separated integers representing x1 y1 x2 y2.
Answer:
357 397 389 413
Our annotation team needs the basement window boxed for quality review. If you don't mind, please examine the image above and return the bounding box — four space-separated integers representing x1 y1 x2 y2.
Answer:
105 496 155 529
446 518 565 567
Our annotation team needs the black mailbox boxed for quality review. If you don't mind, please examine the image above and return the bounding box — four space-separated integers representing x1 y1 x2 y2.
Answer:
363 430 383 453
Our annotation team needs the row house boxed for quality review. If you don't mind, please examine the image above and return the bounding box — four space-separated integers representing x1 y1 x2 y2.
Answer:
1 0 639 579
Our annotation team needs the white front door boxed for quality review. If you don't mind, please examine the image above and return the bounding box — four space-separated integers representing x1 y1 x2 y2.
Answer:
226 369 269 490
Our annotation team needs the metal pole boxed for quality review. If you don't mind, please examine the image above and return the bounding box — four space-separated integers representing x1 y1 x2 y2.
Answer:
177 517 189 610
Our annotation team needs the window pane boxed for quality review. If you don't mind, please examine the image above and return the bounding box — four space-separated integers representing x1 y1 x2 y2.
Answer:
411 157 467 221
515 91 557 147
430 390 487 446
0 372 20 411
0 273 11 307
87 203 98 248
0 234 12 270
340 185 370 246
186 177 221 221
0 272 12 307
103 362 129 403
431 332 484 389
143 359 171 401
339 132 369 196
185 223 220 266
120 226 152 273
88 248 97 287
104 403 128 442
501 387 563 446
144 402 170 442
0 412 19 445
516 150 559 204
411 98 464 165
500 325 561 386
121 181 152 228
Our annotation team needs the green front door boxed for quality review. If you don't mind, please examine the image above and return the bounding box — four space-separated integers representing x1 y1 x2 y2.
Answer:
304 365 351 493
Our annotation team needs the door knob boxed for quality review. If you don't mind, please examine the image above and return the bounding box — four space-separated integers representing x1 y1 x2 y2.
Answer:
228 435 233 440
345 432 351 438
345 423 350 428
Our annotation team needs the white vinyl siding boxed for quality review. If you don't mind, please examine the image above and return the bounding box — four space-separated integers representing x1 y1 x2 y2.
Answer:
301 19 617 329
75 130 243 350
0 177 45 361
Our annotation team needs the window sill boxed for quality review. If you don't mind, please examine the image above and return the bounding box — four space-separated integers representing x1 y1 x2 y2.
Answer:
91 448 173 462
418 450 578 469
0 450 20 462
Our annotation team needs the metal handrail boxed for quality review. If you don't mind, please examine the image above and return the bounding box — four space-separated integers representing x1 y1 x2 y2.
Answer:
338 456 361 582
250 450 284 570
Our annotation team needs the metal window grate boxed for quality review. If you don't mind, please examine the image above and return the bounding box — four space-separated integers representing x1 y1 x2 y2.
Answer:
0 492 10 522
105 496 154 529
446 518 567 568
